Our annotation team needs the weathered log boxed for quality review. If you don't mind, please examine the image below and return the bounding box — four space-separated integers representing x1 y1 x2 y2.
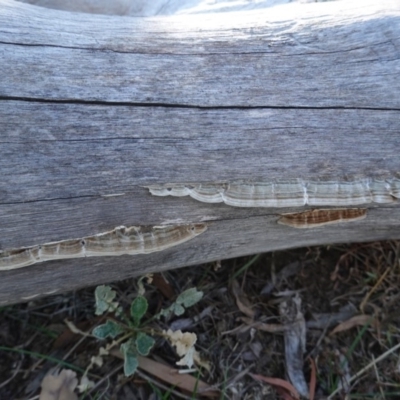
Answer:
1 0 400 305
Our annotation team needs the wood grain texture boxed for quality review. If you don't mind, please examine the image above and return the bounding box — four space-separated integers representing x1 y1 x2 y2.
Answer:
1 208 400 306
0 0 400 304
1 0 400 108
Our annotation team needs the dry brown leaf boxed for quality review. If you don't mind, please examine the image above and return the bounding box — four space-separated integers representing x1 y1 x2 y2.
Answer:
279 294 308 398
110 351 219 398
250 373 300 400
152 273 176 299
330 314 376 335
138 356 217 396
231 280 255 318
39 369 78 400
308 358 316 400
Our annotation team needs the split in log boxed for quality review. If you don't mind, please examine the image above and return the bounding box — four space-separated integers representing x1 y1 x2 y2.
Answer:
1 0 400 304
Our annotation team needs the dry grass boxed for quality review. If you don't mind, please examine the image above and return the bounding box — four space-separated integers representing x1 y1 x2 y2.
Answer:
1 241 400 399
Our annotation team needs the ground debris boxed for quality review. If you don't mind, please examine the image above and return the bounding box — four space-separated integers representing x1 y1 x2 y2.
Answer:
39 369 78 400
2 241 400 399
279 293 309 398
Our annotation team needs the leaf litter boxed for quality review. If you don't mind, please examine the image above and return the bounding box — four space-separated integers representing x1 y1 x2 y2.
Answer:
1 241 400 399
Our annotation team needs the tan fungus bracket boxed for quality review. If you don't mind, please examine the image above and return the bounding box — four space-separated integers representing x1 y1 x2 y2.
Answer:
0 224 207 271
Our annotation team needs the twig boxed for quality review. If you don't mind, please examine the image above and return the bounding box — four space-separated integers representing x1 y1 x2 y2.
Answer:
328 341 400 399
372 354 386 400
0 359 22 389
86 364 122 395
360 267 390 313
134 368 195 400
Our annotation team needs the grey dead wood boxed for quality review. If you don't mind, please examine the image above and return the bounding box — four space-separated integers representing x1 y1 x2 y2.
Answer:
0 0 399 304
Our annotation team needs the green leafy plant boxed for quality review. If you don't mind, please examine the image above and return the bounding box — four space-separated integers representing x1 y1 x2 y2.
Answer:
92 285 155 376
92 282 203 377
157 287 203 319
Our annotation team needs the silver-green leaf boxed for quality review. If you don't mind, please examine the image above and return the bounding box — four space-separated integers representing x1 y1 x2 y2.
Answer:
92 320 124 340
135 332 155 356
172 303 185 316
176 288 203 308
130 295 148 326
94 285 119 316
120 339 139 377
